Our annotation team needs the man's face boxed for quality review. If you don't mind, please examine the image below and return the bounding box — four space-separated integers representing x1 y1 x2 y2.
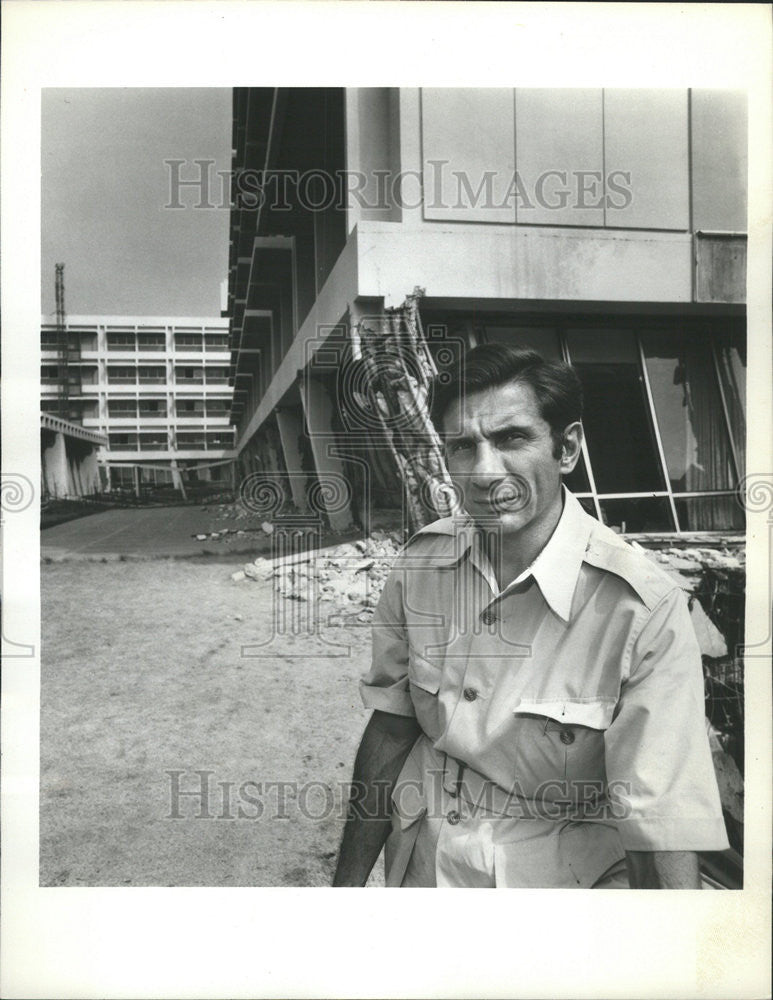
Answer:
442 380 581 536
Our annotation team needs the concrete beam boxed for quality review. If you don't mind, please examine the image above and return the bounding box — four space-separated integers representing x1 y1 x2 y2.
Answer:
354 220 694 306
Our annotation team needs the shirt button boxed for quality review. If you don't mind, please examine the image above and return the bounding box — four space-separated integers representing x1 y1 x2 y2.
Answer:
447 810 461 825
480 609 496 625
560 729 575 745
463 687 478 702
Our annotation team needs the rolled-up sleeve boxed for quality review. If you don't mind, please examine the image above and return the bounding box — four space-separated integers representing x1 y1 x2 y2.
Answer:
605 587 730 852
359 565 416 717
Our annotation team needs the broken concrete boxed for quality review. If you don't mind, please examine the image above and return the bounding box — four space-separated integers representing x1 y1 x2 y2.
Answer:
235 530 403 610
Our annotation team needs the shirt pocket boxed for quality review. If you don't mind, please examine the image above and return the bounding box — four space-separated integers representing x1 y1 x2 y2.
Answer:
407 649 443 740
513 698 616 794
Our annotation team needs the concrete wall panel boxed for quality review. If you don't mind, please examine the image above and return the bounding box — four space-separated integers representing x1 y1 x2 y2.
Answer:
421 88 515 223
604 89 689 231
515 89 604 227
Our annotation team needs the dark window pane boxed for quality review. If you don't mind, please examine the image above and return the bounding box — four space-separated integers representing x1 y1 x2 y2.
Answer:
713 330 746 472
599 497 675 534
642 331 736 492
675 495 744 532
567 329 665 493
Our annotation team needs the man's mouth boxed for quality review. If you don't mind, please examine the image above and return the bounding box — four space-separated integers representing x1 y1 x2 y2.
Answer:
471 482 529 512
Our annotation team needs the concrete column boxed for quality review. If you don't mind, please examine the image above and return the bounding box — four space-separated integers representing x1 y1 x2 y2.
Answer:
133 465 140 498
66 440 84 496
299 374 352 531
275 406 309 511
42 431 69 498
80 449 99 493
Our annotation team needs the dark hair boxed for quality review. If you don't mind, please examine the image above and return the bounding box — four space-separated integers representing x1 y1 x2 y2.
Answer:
430 343 583 457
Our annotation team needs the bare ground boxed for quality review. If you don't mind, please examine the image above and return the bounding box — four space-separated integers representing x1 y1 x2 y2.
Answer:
40 558 384 887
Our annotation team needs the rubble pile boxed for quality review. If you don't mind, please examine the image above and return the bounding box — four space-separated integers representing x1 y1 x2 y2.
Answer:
638 542 745 841
634 543 745 659
232 530 403 609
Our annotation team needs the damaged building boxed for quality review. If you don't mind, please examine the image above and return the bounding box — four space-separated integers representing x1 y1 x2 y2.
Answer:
226 87 746 541
226 89 748 863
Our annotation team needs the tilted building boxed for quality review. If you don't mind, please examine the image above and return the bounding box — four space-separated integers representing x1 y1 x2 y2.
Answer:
226 88 747 537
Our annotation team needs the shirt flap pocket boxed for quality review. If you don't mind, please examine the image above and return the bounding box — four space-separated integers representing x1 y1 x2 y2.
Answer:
408 649 442 695
514 698 616 731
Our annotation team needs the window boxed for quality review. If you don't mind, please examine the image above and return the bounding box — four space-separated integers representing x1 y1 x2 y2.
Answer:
107 333 136 350
139 399 167 416
138 367 166 384
176 432 206 449
205 367 229 384
139 434 168 451
176 367 203 383
109 433 138 451
108 367 137 384
176 400 204 416
108 400 137 417
206 431 234 448
137 334 166 351
204 335 229 351
175 334 203 349
461 315 747 535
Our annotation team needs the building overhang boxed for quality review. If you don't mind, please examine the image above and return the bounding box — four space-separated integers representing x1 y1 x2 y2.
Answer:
41 412 107 446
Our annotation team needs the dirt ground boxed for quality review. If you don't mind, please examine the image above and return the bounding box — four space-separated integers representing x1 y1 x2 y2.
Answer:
39 557 385 887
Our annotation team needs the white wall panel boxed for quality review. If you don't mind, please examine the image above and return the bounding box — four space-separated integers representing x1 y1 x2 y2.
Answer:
515 89 604 227
604 89 689 230
421 89 515 223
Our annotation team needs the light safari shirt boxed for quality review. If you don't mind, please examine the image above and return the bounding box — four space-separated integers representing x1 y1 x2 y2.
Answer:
360 489 729 887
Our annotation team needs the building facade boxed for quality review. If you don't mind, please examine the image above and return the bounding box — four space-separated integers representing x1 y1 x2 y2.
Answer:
226 88 747 535
41 316 235 493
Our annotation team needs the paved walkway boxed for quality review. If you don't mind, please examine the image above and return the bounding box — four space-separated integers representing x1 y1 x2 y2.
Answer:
41 505 274 560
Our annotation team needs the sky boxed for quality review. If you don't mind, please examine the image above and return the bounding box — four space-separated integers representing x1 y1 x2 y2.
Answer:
41 88 231 319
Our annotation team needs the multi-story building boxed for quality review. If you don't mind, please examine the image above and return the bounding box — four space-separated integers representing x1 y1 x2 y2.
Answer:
41 316 235 491
227 88 747 536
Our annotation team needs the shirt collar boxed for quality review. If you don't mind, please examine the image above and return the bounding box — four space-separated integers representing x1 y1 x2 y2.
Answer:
425 488 593 622
512 488 593 622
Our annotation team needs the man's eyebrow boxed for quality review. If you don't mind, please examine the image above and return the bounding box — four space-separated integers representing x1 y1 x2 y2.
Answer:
488 422 535 439
444 423 535 446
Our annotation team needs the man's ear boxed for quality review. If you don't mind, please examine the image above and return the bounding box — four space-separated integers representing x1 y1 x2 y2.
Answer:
559 422 583 474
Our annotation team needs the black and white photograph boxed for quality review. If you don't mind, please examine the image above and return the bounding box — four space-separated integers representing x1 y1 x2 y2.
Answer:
2 3 771 998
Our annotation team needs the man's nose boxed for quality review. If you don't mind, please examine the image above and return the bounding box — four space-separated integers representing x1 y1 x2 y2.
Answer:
470 442 506 487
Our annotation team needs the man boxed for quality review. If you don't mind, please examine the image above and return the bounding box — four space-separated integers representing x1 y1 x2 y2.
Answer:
333 344 729 888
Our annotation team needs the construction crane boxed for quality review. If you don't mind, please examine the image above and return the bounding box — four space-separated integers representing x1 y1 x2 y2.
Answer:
54 262 69 419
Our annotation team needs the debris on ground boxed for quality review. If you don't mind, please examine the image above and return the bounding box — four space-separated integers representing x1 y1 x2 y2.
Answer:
234 530 403 609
